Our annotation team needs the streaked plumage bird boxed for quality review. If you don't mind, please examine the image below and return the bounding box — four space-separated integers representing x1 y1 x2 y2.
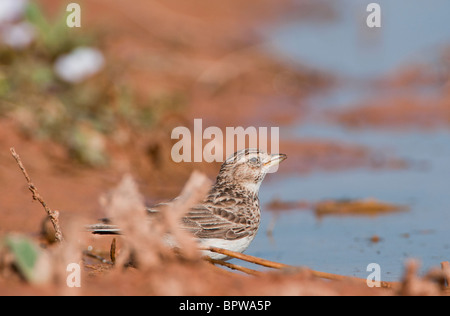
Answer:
87 148 286 259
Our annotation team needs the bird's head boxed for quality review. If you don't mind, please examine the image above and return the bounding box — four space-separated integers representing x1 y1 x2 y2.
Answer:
215 148 287 194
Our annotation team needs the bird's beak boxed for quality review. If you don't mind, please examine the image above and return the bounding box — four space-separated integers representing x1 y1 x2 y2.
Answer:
263 153 287 171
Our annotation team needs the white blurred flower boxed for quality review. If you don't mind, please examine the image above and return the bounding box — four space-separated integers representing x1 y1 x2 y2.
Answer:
1 21 35 49
54 47 105 83
0 0 28 25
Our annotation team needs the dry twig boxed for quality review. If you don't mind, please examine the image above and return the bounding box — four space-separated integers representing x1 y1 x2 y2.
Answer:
83 250 113 265
206 258 262 276
205 246 395 289
110 238 117 264
10 147 64 242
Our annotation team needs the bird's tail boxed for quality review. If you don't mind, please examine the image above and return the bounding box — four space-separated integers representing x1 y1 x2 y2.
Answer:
85 218 121 235
86 208 160 235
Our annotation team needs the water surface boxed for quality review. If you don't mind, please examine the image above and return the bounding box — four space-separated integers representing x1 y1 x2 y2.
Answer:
242 0 450 281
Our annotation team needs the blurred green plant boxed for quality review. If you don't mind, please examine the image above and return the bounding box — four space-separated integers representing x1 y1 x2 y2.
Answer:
0 3 185 166
25 2 92 58
3 235 52 284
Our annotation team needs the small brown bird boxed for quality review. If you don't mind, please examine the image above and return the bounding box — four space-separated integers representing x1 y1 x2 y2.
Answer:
87 148 287 259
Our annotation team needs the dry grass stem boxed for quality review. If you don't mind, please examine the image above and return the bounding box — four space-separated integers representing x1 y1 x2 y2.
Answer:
207 258 262 276
205 246 396 289
83 250 113 265
110 238 117 264
206 246 287 269
9 147 64 242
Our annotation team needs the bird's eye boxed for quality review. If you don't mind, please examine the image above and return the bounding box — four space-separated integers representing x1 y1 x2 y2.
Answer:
248 157 260 164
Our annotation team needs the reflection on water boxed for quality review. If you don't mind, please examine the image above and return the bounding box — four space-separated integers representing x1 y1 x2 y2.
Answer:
243 0 450 281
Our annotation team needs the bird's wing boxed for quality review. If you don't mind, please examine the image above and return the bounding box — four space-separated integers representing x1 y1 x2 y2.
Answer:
181 204 253 240
148 196 256 240
88 198 254 240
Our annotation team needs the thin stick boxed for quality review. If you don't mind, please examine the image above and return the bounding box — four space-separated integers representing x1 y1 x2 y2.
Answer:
110 238 117 265
206 260 239 277
205 246 288 269
207 258 262 276
83 250 113 265
205 246 395 288
10 147 64 242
